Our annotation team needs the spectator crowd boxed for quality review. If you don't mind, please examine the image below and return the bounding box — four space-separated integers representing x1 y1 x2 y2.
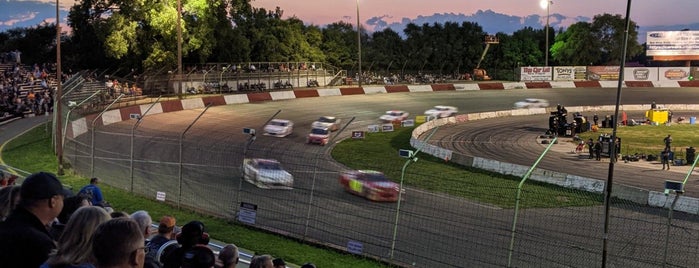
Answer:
0 171 315 268
1 50 58 121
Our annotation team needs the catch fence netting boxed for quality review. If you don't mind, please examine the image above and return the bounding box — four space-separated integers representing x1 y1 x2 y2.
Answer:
60 104 699 268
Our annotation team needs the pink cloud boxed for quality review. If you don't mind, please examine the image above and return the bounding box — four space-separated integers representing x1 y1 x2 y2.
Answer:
0 11 39 27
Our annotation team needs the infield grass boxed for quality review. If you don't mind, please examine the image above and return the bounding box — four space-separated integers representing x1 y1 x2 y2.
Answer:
578 124 699 156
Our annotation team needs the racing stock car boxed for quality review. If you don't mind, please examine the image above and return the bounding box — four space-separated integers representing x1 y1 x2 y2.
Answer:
339 170 402 202
379 110 410 123
307 127 331 146
242 158 294 189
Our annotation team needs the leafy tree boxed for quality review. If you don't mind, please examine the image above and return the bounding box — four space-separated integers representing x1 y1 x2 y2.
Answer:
591 13 643 65
550 22 601 65
67 0 239 71
0 24 57 65
365 28 403 74
321 22 357 70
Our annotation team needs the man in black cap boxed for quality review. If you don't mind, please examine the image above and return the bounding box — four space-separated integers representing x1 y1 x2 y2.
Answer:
162 220 210 268
273 258 286 268
0 171 67 268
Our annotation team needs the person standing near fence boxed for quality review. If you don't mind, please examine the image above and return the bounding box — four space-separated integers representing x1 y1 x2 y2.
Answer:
594 140 602 161
661 149 671 170
664 134 672 151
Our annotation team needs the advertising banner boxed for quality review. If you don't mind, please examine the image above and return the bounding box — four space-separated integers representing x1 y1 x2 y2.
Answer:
646 31 699 56
623 67 659 81
552 66 587 81
658 67 690 81
587 66 621 81
519 66 552 81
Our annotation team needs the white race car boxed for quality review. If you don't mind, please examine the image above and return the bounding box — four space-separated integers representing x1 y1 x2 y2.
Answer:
311 116 341 131
514 98 549 109
242 158 293 189
263 119 294 137
379 110 410 122
424 105 458 119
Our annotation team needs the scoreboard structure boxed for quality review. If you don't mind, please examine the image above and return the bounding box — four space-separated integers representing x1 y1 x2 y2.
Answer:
646 31 699 63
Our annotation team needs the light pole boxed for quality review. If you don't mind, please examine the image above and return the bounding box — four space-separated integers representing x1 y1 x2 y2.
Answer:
540 0 553 67
176 0 183 94
55 0 64 175
356 0 362 87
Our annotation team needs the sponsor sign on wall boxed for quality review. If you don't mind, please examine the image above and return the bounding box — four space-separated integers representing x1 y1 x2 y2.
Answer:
646 31 699 56
519 66 552 81
623 67 659 81
587 66 621 81
552 66 587 81
658 67 690 81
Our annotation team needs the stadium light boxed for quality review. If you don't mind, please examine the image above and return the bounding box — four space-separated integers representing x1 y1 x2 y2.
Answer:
356 0 362 87
540 0 553 67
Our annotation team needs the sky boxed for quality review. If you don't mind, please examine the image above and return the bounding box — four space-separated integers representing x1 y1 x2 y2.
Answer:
1 0 698 32
252 0 699 28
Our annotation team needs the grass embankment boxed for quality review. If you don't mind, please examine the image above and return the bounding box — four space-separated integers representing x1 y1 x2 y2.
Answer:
2 123 388 268
578 124 699 156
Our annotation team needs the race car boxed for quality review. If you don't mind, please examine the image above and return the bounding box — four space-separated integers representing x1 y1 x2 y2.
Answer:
242 158 293 189
311 116 341 131
339 170 401 202
513 98 549 109
424 105 458 119
307 127 331 145
263 119 294 137
379 110 410 122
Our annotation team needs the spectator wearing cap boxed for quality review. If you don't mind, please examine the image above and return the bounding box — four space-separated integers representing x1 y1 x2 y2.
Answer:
92 218 147 268
0 172 67 268
78 177 108 207
272 258 286 268
146 215 178 262
181 244 216 268
42 206 111 268
162 220 210 268
216 244 239 268
300 263 316 268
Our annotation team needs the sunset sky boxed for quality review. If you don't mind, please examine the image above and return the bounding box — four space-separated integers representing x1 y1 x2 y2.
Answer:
252 0 698 27
1 0 697 31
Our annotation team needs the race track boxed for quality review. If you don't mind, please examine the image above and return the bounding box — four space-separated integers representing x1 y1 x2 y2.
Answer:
65 87 699 267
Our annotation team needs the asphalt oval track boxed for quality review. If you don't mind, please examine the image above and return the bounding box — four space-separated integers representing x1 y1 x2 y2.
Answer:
69 87 699 267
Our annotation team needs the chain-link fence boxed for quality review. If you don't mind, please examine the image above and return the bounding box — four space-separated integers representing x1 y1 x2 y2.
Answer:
58 98 699 268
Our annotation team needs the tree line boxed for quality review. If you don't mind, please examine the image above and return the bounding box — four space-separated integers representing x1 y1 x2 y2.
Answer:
0 0 650 80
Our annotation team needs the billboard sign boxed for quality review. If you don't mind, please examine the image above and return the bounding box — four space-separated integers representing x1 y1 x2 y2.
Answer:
646 31 699 56
552 66 587 81
658 67 690 81
519 66 552 81
587 66 621 81
623 67 659 81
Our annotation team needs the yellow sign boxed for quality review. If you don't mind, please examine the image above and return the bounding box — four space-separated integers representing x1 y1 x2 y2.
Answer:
415 115 427 123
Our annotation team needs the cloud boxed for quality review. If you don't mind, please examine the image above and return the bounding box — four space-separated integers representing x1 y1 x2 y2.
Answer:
14 0 77 11
0 11 39 27
366 15 392 30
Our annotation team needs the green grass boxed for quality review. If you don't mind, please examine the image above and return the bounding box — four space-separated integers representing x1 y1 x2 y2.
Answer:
1 123 390 268
577 124 699 156
331 126 603 208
